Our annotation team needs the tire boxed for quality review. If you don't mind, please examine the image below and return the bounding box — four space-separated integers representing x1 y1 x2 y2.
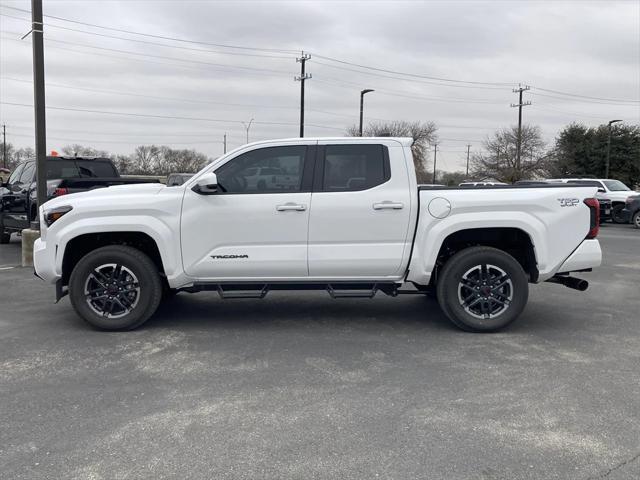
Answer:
436 246 529 332
633 211 640 229
612 204 627 224
0 226 10 244
69 245 162 330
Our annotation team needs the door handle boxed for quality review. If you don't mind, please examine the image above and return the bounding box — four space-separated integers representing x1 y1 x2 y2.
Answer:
373 201 404 210
276 203 306 211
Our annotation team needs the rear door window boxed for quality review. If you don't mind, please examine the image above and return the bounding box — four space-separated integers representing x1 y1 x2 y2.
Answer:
320 144 389 192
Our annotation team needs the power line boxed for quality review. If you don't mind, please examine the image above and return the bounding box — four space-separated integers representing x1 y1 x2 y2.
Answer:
0 11 295 60
1 76 298 111
2 76 394 123
529 90 640 107
530 86 639 105
0 5 299 54
312 77 507 105
312 54 515 87
312 60 510 91
9 132 225 145
0 33 293 76
6 123 241 139
0 101 345 131
3 6 636 104
1 34 292 82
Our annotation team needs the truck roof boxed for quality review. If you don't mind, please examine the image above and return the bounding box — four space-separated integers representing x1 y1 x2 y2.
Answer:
46 156 112 161
242 137 415 148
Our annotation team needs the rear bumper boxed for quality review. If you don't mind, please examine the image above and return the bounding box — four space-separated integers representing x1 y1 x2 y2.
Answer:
556 239 602 274
33 237 60 284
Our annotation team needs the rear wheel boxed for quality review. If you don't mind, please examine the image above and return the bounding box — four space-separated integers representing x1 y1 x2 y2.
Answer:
69 245 162 330
0 228 10 244
633 211 640 229
436 246 529 332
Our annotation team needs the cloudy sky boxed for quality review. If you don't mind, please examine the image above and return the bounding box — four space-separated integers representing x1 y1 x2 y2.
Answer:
1 0 639 171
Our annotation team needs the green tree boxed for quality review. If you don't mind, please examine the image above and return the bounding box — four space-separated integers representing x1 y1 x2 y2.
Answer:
549 123 640 187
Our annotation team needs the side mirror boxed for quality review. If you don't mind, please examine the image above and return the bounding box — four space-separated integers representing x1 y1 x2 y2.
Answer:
191 172 218 195
597 188 605 193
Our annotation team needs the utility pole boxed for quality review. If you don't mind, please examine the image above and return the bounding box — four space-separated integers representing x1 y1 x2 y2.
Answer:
466 144 471 177
223 133 227 154
605 119 622 178
31 0 47 224
511 84 531 177
242 119 254 144
295 52 311 138
2 124 6 168
432 144 438 184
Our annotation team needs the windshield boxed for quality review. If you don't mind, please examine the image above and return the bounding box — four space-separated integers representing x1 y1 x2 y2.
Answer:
46 159 117 179
603 180 630 191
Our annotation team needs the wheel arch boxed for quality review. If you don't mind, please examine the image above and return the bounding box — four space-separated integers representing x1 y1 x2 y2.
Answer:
408 226 539 286
61 231 167 286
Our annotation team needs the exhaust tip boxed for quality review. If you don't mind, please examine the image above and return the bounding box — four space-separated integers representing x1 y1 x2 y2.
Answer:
574 279 589 291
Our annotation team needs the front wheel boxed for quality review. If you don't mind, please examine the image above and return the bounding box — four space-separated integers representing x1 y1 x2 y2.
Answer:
436 246 529 332
633 211 640 229
612 204 627 224
69 245 163 330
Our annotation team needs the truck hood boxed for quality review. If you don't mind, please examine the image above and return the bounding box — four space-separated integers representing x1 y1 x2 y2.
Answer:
607 190 639 201
43 182 166 209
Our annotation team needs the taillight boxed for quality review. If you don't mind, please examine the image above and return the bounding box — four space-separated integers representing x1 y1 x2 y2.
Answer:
53 187 69 196
583 198 600 239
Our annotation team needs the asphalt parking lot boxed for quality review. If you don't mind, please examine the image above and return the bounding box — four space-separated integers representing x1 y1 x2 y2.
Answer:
0 225 638 480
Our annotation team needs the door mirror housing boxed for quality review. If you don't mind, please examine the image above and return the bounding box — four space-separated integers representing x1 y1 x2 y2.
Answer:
597 187 606 193
192 172 218 195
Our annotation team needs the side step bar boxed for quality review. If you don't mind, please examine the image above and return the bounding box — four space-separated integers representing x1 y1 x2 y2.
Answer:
181 281 416 299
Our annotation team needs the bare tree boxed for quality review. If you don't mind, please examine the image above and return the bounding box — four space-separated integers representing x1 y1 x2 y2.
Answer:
470 125 548 183
60 144 109 157
132 145 162 175
347 120 438 183
159 147 208 174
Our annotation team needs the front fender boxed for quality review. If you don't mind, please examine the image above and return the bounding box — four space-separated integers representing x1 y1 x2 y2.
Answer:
53 215 181 280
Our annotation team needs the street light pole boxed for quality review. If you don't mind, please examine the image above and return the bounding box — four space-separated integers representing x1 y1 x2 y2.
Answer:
605 119 622 179
242 118 254 144
359 89 374 136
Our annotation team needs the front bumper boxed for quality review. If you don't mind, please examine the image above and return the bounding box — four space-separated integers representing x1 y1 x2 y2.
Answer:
620 207 633 223
33 237 60 284
556 239 602 274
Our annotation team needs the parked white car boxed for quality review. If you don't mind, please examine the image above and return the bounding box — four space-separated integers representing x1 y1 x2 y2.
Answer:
34 138 602 332
547 178 639 223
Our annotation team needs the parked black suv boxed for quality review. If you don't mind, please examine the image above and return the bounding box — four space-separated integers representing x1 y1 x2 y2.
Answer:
0 156 157 243
622 195 640 229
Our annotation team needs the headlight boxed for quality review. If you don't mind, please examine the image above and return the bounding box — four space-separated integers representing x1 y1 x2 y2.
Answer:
44 205 73 226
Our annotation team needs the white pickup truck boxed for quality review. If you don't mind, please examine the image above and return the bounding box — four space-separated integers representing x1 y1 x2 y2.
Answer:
33 138 602 332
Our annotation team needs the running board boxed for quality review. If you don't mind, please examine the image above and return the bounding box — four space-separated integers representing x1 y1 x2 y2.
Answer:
183 281 404 299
